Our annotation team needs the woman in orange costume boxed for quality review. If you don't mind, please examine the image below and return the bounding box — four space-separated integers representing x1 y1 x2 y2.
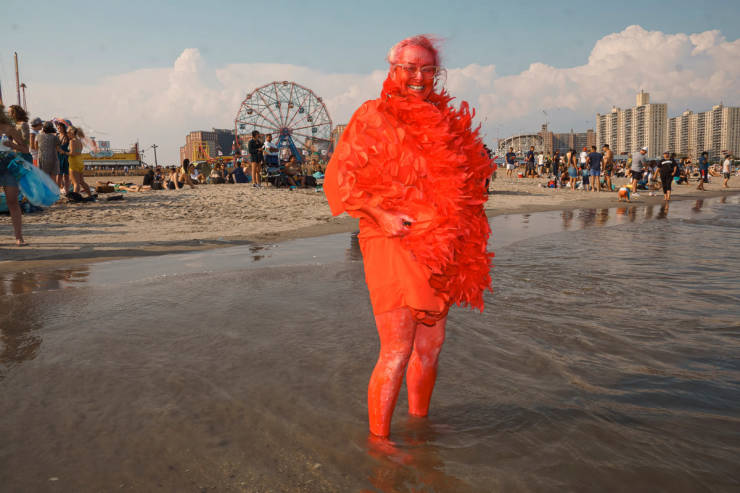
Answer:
324 35 493 438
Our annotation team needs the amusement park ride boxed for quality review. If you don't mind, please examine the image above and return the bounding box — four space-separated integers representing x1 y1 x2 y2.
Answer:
234 81 333 163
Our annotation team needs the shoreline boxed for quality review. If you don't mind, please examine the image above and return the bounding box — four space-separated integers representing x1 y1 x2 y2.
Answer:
1 177 738 275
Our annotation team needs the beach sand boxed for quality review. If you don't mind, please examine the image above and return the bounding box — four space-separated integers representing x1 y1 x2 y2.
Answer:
1 174 737 270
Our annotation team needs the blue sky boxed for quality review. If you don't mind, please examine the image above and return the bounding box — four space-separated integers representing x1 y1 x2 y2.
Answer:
2 0 738 85
1 0 738 164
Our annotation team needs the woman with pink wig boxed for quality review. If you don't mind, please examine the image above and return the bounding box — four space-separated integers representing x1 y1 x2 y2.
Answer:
325 35 493 437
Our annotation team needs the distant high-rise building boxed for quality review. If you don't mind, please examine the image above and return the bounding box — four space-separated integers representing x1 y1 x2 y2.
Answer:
668 104 740 160
596 91 668 157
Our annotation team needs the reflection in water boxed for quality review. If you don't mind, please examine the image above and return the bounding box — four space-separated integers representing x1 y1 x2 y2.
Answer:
578 208 596 228
645 205 654 219
693 199 704 212
657 202 670 219
0 304 41 381
561 210 574 230
0 267 90 295
249 244 267 262
596 208 609 225
0 195 738 491
366 421 471 493
0 267 90 380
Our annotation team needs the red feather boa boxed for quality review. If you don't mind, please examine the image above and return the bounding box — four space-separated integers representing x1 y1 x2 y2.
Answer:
337 75 494 311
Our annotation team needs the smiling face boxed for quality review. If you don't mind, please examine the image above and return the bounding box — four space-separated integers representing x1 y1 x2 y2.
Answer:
391 44 436 101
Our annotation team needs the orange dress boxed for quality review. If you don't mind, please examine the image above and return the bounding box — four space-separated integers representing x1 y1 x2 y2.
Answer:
324 77 493 323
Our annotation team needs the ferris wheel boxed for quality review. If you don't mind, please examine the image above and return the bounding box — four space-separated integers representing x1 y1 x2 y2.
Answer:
234 81 333 162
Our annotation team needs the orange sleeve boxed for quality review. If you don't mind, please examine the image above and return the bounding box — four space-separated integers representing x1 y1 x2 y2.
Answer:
324 100 393 219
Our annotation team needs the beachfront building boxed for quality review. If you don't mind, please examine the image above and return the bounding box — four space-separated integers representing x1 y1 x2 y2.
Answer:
330 124 347 152
596 90 668 158
81 141 141 169
537 124 595 155
213 128 236 157
497 133 543 155
668 104 740 161
179 128 236 163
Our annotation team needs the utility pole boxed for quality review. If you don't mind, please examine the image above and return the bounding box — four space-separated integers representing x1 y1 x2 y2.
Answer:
0 79 4 105
20 83 27 111
152 144 159 166
14 52 21 106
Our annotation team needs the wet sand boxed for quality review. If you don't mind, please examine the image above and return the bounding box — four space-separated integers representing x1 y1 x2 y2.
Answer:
1 196 739 492
1 174 738 272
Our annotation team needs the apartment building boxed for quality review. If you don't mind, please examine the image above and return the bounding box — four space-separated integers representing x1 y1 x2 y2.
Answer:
596 91 668 157
530 125 595 155
668 104 740 160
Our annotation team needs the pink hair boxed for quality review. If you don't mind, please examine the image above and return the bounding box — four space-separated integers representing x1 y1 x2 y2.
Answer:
387 34 442 67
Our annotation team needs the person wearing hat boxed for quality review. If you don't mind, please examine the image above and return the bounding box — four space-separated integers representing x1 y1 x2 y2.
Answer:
630 146 648 195
29 117 43 167
659 150 678 201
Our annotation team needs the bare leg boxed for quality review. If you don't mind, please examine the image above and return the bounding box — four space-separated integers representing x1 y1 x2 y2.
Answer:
406 316 446 417
3 186 24 245
72 171 92 196
368 307 416 437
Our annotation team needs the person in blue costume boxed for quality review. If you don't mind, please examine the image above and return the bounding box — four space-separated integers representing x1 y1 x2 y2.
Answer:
0 105 29 246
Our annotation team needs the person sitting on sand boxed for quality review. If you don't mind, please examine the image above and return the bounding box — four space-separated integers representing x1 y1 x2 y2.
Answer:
167 160 196 190
282 155 305 188
232 160 250 183
209 163 225 184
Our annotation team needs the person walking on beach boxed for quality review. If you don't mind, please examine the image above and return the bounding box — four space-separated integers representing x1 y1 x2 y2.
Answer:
602 144 614 191
0 105 29 246
659 150 678 201
697 152 709 191
631 146 648 196
324 34 492 438
505 147 516 178
722 154 732 188
248 130 263 187
587 145 603 192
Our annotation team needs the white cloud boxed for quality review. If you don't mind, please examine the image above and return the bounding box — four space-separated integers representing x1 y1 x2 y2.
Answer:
26 25 740 163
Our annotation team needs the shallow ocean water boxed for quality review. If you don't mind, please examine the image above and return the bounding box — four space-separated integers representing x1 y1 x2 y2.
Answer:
1 195 739 492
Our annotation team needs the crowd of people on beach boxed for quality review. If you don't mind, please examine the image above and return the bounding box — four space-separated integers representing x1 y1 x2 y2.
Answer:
1 104 96 245
1 98 737 248
502 144 735 201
